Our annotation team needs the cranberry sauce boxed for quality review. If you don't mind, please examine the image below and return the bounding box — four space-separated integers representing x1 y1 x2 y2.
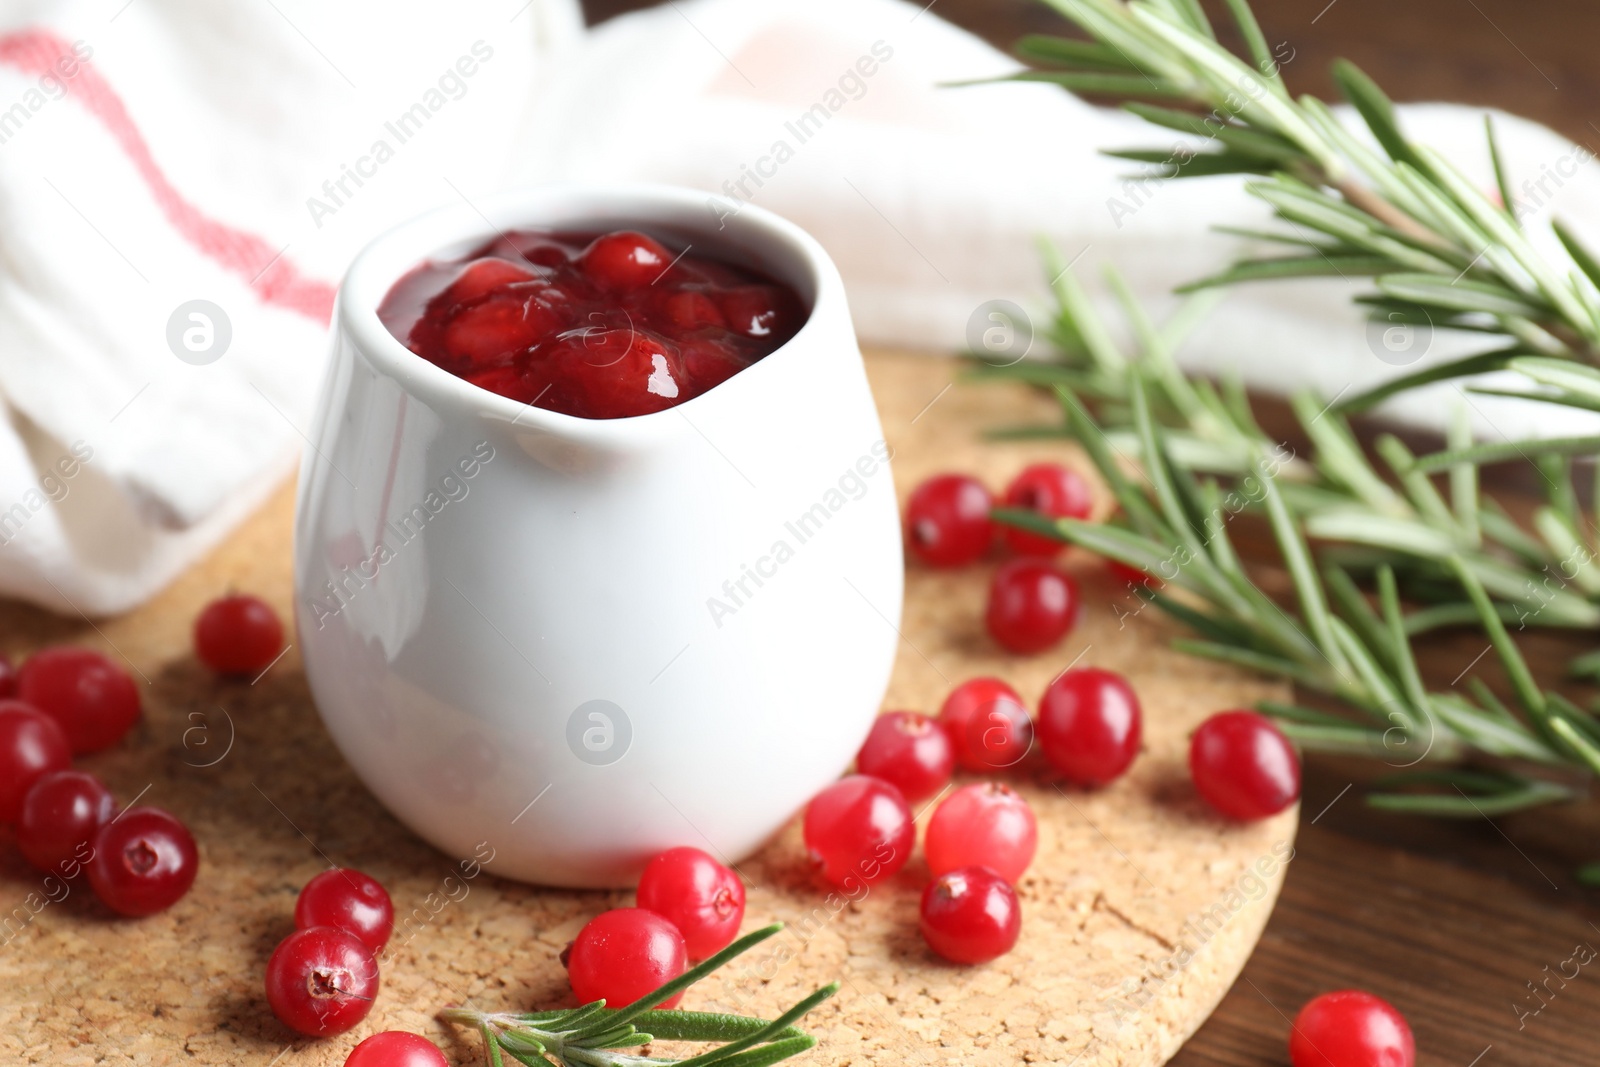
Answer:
377 229 807 419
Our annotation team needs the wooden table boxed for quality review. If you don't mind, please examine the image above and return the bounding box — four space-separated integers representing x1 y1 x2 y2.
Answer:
573 0 1600 1061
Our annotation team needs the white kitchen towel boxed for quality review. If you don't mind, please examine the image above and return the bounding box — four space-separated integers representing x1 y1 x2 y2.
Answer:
0 0 1595 615
516 0 1600 439
0 0 581 614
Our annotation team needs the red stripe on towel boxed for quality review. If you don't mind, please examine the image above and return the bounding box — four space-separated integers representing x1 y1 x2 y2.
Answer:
0 28 336 323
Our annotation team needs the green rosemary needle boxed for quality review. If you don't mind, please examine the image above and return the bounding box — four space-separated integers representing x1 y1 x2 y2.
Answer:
955 0 1600 817
441 924 836 1067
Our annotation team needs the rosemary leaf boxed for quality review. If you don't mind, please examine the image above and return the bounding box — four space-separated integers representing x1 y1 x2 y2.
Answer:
1367 775 1573 816
1553 218 1600 299
989 0 1600 816
1329 59 1425 173
695 1036 819 1067
1178 253 1393 290
1218 0 1280 92
1014 34 1138 71
998 69 1187 96
1333 348 1524 414
1485 116 1517 228
670 986 839 1067
1411 436 1600 473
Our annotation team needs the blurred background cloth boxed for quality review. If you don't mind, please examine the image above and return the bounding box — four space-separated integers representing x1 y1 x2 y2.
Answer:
0 0 1597 613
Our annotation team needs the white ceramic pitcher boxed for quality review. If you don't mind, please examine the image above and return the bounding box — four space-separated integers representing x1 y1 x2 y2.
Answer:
293 185 903 887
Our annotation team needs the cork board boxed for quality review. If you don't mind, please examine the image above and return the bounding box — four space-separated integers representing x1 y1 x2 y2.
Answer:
0 350 1295 1066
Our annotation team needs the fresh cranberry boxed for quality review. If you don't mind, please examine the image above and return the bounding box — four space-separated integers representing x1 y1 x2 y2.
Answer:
855 711 954 803
1001 463 1093 556
579 231 672 289
986 559 1079 654
296 868 395 953
1189 711 1301 820
919 866 1021 964
1037 668 1142 787
937 677 1033 771
564 908 688 1009
0 653 17 698
88 807 199 916
925 782 1037 884
17 769 114 874
802 775 914 888
904 474 993 568
19 647 141 754
636 846 746 961
195 594 285 677
344 1032 449 1067
265 926 380 1036
0 702 70 823
1290 990 1414 1067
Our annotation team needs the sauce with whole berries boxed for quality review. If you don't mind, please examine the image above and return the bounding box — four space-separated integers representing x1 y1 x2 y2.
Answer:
378 229 807 419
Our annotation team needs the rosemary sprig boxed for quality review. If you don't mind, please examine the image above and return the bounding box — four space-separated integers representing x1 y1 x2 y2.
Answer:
1020 0 1600 368
1003 0 1600 601
994 361 1598 815
964 0 1600 808
973 258 1600 632
971 0 1600 662
441 924 835 1067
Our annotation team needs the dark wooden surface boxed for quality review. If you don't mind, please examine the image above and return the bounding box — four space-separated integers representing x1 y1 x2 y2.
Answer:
573 1 1600 1062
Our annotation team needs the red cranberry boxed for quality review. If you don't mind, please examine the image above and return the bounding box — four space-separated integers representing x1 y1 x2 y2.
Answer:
925 782 1037 884
904 474 993 568
265 926 380 1036
1189 711 1301 820
1037 668 1142 787
88 807 199 916
17 769 114 874
195 594 285 677
565 908 688 1008
344 1032 449 1067
920 866 1021 964
802 775 914 889
854 711 954 803
19 647 141 754
937 677 1033 771
1001 463 1093 556
0 653 17 698
636 846 746 961
1290 990 1414 1067
986 559 1079 654
296 868 395 953
579 231 672 289
0 702 70 823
